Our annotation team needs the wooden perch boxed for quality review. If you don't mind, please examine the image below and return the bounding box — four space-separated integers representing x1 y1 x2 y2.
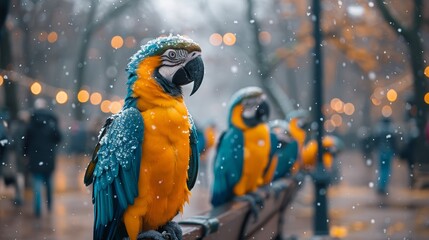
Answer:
179 178 299 240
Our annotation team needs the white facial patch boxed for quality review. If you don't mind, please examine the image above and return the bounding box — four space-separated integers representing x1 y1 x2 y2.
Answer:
158 64 182 81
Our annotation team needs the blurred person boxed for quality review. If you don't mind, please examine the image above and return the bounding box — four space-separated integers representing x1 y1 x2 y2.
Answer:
0 112 10 186
24 98 62 217
5 111 30 205
399 118 419 187
373 117 397 195
425 116 429 143
69 120 88 156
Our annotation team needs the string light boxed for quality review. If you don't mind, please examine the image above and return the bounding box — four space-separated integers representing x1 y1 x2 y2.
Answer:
100 100 111 113
343 103 355 115
209 33 223 46
223 33 236 46
111 36 124 49
386 89 397 102
424 92 429 104
90 92 102 105
424 66 429 78
259 31 272 44
47 31 58 43
381 105 392 117
77 90 90 103
110 101 122 114
30 82 42 95
56 90 68 104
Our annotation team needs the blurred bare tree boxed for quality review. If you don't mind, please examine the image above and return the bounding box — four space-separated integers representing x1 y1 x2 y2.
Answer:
375 0 428 162
0 0 18 120
73 0 142 120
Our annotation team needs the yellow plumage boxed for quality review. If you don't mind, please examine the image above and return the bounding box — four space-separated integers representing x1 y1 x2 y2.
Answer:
123 56 191 240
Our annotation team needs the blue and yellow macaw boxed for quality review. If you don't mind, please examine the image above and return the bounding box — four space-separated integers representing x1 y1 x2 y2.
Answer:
269 120 299 180
211 86 278 207
287 110 309 173
84 35 204 240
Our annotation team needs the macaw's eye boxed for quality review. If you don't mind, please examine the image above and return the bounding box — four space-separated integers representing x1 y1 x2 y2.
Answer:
168 51 176 58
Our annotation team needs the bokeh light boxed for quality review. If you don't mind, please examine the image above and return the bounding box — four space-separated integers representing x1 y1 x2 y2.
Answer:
343 103 355 115
324 120 335 133
209 33 223 46
110 101 122 114
386 89 397 102
77 90 90 103
90 92 102 105
100 100 111 113
125 36 136 48
0 75 3 86
373 87 384 99
424 92 429 104
111 35 124 49
331 114 343 127
381 105 392 117
56 90 68 104
30 82 42 95
47 31 58 43
424 66 429 78
331 98 344 113
371 96 381 106
38 31 48 42
223 33 236 46
259 31 272 44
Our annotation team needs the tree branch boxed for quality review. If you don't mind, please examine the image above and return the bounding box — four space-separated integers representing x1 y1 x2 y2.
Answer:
413 0 423 30
88 0 142 33
375 0 409 36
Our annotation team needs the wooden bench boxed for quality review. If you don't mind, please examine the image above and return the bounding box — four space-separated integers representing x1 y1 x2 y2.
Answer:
179 178 300 240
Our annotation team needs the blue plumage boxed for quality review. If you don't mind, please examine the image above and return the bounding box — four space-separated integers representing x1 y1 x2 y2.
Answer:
211 128 244 206
211 87 276 207
92 107 144 239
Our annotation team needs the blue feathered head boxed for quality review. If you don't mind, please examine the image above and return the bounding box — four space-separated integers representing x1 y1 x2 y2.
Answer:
227 86 270 128
123 35 203 109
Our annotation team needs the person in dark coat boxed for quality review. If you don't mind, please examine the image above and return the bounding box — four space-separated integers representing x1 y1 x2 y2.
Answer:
24 99 62 217
373 117 397 195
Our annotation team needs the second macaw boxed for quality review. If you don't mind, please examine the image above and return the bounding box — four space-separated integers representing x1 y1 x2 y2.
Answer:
211 86 278 207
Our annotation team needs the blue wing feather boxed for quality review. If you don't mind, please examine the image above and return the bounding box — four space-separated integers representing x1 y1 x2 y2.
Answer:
273 140 298 180
187 114 200 190
91 107 144 240
262 132 279 179
211 127 244 207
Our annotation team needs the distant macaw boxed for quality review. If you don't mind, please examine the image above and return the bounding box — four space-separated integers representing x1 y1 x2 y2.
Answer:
196 122 217 161
211 86 278 207
269 120 299 180
287 110 309 173
84 35 204 240
301 135 342 170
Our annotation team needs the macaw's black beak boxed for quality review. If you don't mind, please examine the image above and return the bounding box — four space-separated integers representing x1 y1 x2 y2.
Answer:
172 56 204 96
256 101 270 122
242 101 270 127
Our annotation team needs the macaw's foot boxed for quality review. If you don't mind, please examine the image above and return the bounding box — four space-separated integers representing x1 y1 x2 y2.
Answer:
235 192 264 222
271 181 289 199
137 230 166 240
159 221 183 240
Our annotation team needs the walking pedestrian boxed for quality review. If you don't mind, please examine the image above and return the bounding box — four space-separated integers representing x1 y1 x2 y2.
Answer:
373 117 397 195
24 99 62 217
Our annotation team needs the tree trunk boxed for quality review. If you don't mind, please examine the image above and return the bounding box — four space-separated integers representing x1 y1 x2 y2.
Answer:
1 0 18 120
73 0 98 120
